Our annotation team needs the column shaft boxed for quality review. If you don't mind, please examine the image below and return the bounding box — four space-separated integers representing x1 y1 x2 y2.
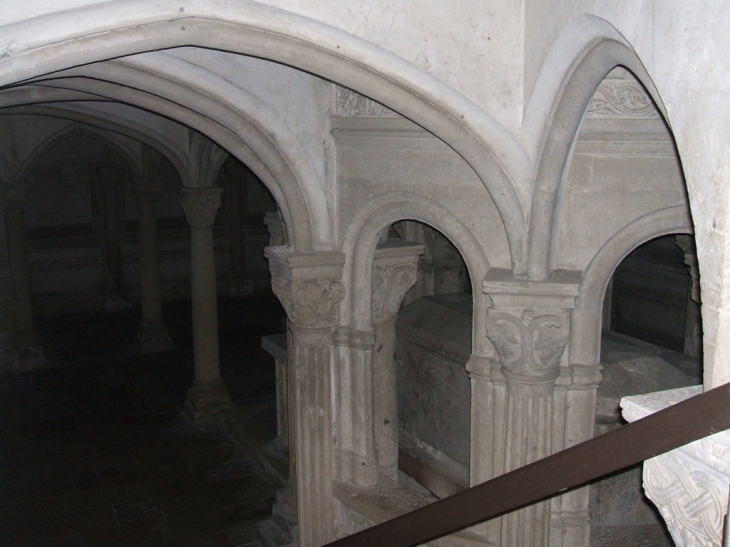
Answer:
134 176 172 353
180 188 230 421
267 247 346 547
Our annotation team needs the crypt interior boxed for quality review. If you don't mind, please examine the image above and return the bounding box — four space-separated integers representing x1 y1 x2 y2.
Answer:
0 2 728 547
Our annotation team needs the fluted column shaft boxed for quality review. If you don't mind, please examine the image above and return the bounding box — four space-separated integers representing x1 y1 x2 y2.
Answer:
267 247 345 547
180 187 231 420
483 271 580 547
134 176 172 353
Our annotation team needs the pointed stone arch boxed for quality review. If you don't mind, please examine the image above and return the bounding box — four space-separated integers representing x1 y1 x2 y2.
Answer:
0 1 529 270
527 16 673 280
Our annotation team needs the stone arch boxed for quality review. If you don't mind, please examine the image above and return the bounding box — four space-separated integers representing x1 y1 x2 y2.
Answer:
571 206 693 367
341 192 490 356
1 101 189 182
26 57 321 251
14 123 142 183
0 2 529 271
527 16 672 280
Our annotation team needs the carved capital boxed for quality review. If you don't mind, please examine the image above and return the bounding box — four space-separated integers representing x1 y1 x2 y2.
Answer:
133 176 162 202
0 184 30 211
486 309 569 377
272 276 345 328
372 263 418 325
179 187 223 228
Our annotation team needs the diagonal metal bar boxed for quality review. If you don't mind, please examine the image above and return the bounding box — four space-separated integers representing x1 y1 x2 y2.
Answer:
326 382 730 547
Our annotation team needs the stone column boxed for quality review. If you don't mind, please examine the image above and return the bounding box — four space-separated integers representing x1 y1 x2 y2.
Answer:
133 176 172 353
179 187 231 421
371 239 423 481
266 247 345 547
264 210 287 247
97 168 127 310
483 270 579 547
1 183 44 368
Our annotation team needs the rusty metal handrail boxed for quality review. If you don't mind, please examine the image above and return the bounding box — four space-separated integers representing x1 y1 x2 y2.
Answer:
326 383 730 547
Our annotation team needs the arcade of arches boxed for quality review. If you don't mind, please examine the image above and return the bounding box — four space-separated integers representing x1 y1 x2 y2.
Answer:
0 3 729 547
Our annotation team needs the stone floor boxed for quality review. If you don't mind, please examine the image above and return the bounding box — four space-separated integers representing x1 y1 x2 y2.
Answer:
0 295 285 547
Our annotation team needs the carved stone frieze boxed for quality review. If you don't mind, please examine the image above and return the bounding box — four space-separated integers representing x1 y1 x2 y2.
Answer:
179 187 223 228
371 263 418 325
335 86 400 118
272 276 345 328
133 176 162 202
486 310 569 376
644 451 727 546
586 79 659 119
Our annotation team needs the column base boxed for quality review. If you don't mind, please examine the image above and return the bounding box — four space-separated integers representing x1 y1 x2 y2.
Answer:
134 320 174 354
185 379 233 423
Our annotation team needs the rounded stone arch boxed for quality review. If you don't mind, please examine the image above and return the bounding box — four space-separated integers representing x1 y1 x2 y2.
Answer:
527 16 672 281
341 192 491 356
0 1 529 272
1 100 191 185
26 57 321 251
14 123 142 183
570 206 693 367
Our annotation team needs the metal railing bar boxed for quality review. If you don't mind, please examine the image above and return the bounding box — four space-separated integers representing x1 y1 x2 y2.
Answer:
325 382 730 547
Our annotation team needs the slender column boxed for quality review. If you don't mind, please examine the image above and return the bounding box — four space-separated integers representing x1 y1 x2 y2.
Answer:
1 183 44 368
266 247 345 547
371 239 423 481
675 235 703 358
98 168 127 310
180 187 231 421
133 176 172 353
483 270 579 547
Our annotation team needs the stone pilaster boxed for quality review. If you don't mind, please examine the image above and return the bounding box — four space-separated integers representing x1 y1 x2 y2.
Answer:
1 183 44 369
97 168 128 310
133 176 172 353
675 235 702 358
266 247 346 547
180 187 231 421
371 239 423 480
483 269 579 547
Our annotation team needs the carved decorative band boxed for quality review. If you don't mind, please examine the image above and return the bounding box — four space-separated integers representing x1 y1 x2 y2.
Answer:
587 80 659 119
336 86 400 118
